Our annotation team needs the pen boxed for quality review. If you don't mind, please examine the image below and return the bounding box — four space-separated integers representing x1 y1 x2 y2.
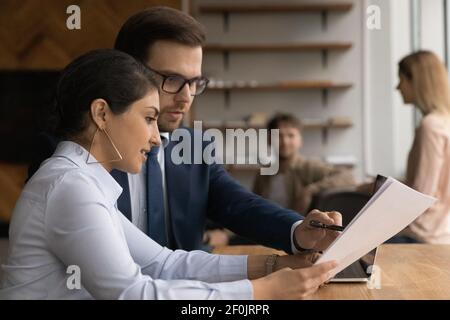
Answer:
309 220 345 232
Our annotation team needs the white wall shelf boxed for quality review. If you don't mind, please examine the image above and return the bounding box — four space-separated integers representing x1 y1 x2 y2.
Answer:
198 2 354 31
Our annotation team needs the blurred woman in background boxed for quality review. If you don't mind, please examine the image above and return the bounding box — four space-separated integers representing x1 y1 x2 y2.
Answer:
394 50 450 244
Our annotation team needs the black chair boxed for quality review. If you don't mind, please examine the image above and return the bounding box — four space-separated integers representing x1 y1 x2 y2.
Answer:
308 189 371 226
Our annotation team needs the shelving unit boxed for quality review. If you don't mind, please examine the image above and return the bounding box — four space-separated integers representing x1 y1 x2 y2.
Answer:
204 42 353 68
202 117 353 144
202 120 353 131
193 0 358 175
208 81 352 90
207 81 353 107
224 161 355 173
199 3 354 13
204 42 353 52
198 2 353 31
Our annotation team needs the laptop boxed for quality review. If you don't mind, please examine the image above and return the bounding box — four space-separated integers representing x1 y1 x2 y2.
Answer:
329 175 387 283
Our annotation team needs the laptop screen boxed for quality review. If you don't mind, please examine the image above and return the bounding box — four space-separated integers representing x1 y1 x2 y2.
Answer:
332 175 387 282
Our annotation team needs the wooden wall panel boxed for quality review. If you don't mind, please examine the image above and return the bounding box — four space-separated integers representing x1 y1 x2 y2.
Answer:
0 163 27 223
0 0 182 223
0 0 182 69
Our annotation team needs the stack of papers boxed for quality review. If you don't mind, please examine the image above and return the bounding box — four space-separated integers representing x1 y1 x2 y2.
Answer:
315 177 436 277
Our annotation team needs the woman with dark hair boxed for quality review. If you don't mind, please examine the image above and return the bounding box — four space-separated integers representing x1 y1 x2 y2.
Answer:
0 49 336 300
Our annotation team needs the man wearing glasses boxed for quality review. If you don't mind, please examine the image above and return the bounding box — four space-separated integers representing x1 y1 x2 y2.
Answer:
110 6 341 255
29 6 340 256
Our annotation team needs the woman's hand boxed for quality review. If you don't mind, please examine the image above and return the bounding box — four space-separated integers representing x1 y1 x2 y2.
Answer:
251 260 338 300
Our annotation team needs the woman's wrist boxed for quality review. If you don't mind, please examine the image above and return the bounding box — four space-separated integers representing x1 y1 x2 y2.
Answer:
265 254 279 275
247 254 280 279
275 254 318 271
247 255 269 279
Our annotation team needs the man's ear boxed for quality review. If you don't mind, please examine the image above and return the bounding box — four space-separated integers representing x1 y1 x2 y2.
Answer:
90 99 109 129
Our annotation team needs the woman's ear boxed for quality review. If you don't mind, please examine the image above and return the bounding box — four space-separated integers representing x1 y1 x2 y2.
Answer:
90 99 109 129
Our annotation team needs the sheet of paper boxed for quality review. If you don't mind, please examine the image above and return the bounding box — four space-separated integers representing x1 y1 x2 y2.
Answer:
315 177 436 277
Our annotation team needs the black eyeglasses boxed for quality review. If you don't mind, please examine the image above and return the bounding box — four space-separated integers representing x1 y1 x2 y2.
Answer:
147 66 209 96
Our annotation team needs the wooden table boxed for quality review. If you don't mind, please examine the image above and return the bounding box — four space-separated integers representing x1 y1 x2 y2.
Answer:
213 244 450 299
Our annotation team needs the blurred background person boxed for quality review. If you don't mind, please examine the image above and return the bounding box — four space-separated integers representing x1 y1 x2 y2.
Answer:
253 113 355 214
389 51 450 244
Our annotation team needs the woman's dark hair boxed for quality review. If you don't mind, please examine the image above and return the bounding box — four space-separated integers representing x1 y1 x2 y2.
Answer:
114 6 206 63
51 49 158 139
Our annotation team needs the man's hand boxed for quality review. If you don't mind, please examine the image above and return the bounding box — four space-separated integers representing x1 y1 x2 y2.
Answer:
294 209 342 252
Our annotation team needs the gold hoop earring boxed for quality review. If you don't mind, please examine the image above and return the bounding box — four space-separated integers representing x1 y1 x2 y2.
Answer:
86 127 123 164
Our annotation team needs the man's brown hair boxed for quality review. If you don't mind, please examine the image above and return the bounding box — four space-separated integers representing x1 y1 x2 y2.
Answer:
114 6 206 63
267 113 303 132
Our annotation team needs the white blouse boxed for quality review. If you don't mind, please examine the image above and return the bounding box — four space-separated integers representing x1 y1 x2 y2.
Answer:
0 141 252 300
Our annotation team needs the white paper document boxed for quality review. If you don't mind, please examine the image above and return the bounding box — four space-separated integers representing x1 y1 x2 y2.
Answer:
315 177 436 277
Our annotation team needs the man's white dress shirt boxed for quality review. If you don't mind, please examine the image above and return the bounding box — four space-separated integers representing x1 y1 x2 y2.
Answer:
128 133 170 234
0 141 252 300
